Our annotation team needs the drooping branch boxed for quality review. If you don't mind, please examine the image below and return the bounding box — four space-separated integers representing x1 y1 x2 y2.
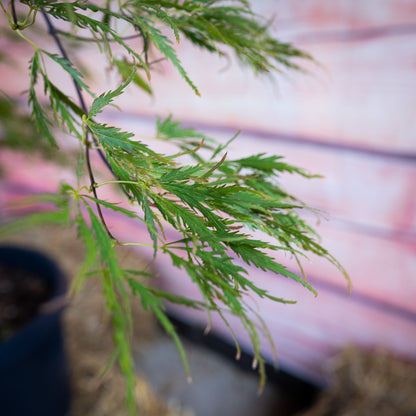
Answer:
41 10 116 240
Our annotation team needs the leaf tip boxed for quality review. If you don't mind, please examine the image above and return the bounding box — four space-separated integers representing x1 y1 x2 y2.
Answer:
257 383 265 396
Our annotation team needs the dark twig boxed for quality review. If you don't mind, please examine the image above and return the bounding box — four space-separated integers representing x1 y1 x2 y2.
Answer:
10 0 18 26
41 11 113 173
84 138 116 240
41 10 116 240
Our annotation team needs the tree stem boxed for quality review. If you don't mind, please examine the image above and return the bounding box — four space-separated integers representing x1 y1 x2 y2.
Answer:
41 10 116 240
10 0 17 26
41 10 113 173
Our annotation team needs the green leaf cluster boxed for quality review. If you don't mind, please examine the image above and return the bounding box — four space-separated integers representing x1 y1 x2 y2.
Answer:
28 48 88 145
0 1 348 414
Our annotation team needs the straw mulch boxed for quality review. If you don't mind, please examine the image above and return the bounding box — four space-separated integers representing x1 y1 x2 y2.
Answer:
299 346 416 416
2 225 193 416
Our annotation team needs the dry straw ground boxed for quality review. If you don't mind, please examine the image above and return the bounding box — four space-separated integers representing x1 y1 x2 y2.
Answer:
299 346 416 416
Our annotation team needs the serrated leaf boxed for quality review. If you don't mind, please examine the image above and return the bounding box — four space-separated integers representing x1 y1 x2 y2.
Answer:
29 90 57 147
71 213 98 294
229 240 318 295
141 195 160 252
28 52 57 147
43 51 93 97
141 21 200 96
235 153 316 177
156 115 206 141
87 121 135 150
125 275 192 380
46 80 85 117
43 80 83 138
153 307 192 381
88 66 136 118
114 58 152 95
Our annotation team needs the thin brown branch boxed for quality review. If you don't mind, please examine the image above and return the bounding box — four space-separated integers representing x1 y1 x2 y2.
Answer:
41 10 117 240
84 135 116 240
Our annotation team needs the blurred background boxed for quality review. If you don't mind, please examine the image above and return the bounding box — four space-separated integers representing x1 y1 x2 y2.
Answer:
1 1 416 415
139 0 416 386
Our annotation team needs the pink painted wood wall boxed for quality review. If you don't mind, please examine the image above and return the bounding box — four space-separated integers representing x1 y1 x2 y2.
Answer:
147 0 416 384
1 1 416 385
135 1 416 385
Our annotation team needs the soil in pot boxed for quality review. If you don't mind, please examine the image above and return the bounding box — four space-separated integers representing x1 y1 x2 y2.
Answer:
0 264 52 342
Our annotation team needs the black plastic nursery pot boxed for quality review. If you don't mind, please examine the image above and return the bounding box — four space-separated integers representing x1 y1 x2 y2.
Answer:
0 245 70 416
